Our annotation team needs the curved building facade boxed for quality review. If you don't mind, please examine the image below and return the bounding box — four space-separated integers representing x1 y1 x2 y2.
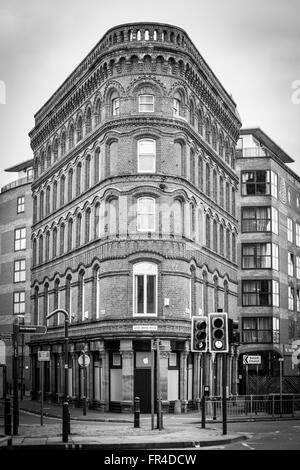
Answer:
29 23 241 412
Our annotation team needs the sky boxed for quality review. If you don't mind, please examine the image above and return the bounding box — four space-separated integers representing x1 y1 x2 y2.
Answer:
0 0 299 189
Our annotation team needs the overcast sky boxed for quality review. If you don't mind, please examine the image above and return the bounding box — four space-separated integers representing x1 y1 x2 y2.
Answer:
0 0 299 189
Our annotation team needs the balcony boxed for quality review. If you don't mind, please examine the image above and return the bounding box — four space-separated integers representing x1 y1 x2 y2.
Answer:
1 174 33 193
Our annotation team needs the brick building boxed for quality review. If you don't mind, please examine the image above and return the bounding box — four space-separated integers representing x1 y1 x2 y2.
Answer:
0 160 33 396
28 23 241 412
236 128 300 394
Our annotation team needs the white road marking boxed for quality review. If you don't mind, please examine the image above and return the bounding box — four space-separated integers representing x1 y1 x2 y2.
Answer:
242 442 255 450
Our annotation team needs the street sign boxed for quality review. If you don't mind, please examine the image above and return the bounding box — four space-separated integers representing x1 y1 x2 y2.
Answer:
38 351 50 362
78 354 90 367
0 340 5 365
243 354 261 365
19 325 47 334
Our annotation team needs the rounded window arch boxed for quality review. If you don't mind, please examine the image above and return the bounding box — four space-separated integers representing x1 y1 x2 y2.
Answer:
137 139 156 173
173 88 186 118
133 261 158 316
76 115 83 143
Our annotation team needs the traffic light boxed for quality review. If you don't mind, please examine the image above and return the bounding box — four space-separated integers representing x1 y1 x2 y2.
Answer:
191 316 208 352
208 312 229 353
228 319 240 345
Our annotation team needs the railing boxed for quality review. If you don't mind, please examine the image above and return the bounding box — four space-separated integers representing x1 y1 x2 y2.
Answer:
1 175 33 193
203 394 300 420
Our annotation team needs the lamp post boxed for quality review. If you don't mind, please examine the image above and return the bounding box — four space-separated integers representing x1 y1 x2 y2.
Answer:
46 309 70 443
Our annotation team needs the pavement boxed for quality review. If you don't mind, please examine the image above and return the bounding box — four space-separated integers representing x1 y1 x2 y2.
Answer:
0 398 250 449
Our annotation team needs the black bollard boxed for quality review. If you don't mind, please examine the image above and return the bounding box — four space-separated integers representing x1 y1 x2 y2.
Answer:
4 398 12 435
213 399 217 421
62 402 69 442
134 397 140 428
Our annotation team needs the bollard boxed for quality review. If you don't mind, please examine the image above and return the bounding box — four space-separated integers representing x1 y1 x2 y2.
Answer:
62 402 69 442
213 399 217 420
201 396 206 429
134 397 140 428
4 398 12 435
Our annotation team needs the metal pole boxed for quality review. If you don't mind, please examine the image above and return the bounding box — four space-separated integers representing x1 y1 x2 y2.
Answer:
201 354 206 429
82 351 86 416
12 319 19 435
256 364 259 396
3 364 7 398
40 362 44 426
20 318 25 401
151 340 155 430
246 364 249 396
222 354 227 435
62 316 69 442
279 359 283 417
156 338 162 430
201 394 206 429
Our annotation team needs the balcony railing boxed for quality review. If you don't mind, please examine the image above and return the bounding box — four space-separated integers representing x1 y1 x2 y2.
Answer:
1 175 33 193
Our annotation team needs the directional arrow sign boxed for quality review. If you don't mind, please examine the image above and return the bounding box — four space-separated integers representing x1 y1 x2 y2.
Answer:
19 325 47 335
243 354 261 365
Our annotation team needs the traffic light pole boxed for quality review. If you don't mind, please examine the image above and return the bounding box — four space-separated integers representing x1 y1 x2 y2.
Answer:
12 318 19 435
222 353 227 435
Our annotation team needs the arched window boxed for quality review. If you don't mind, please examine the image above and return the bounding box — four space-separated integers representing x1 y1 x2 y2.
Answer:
46 145 51 168
94 148 100 184
52 227 57 258
231 187 236 216
198 156 203 191
133 262 157 316
53 138 58 161
226 228 231 260
34 286 39 324
68 123 74 149
65 275 72 320
111 91 120 116
40 151 45 173
137 197 155 232
173 199 183 237
46 186 51 216
44 283 49 326
33 196 37 224
60 223 65 255
225 141 230 164
137 139 156 173
213 276 219 312
213 219 218 252
67 219 73 251
85 107 92 135
219 176 224 208
206 214 211 248
76 213 82 247
76 115 83 143
45 231 50 262
139 94 154 113
231 148 235 169
173 91 183 117
92 266 100 320
52 181 57 212
85 155 91 190
197 109 203 135
205 117 211 143
85 208 91 243
232 232 236 263
190 267 196 317
94 203 100 239
189 100 195 126
224 280 229 312
39 235 43 264
202 271 208 315
68 169 73 202
220 224 224 256
61 131 66 156
206 163 211 197
190 149 195 185
60 175 65 206
212 125 217 150
32 238 37 266
54 279 60 325
39 191 44 220
226 182 230 212
213 170 217 202
190 204 196 237
219 133 224 158
76 163 82 196
95 98 101 125
78 270 85 321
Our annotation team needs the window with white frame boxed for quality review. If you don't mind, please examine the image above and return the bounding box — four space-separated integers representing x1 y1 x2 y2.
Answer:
14 259 26 283
112 98 120 116
133 262 157 316
273 317 280 343
13 291 25 314
139 95 154 112
288 285 294 310
288 189 291 204
297 197 300 209
271 171 278 198
272 207 279 235
288 252 294 277
297 289 300 312
14 228 26 251
273 280 279 307
137 197 155 232
137 139 156 173
287 217 293 242
173 98 180 117
296 223 300 247
296 256 300 279
17 196 25 214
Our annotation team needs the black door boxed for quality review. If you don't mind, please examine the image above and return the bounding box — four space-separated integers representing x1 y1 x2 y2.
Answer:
134 368 152 413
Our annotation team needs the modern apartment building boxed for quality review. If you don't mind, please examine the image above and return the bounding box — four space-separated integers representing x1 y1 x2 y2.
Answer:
28 23 241 412
0 159 33 396
236 128 300 394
